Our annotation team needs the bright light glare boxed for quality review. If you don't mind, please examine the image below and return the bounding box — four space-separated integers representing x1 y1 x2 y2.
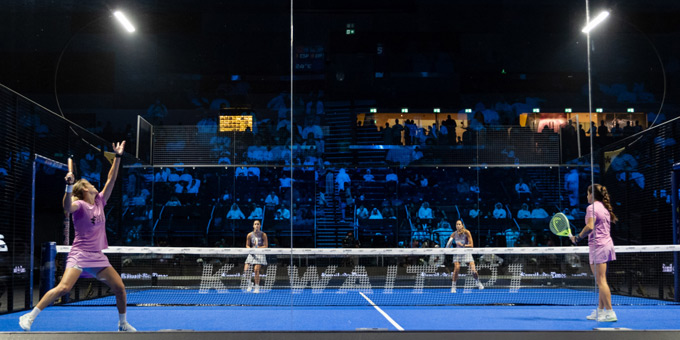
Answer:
582 11 609 33
113 11 136 33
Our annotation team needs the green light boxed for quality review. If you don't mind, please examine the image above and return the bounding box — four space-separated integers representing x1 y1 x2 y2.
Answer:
370 108 377 113
596 108 603 113
533 108 540 113
401 108 408 113
465 108 472 113
433 108 440 113
627 108 634 113
565 108 572 113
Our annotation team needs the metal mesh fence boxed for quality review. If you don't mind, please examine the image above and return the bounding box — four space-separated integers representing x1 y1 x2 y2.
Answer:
581 117 680 244
0 83 123 314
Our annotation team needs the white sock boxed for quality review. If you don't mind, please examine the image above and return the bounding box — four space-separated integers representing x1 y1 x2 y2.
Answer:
119 313 127 323
28 307 42 318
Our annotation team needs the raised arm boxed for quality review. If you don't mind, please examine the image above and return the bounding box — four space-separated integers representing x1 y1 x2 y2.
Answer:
101 141 125 202
63 171 79 213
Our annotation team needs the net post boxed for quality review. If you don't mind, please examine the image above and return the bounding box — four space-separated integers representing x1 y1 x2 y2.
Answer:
672 163 680 302
39 242 56 303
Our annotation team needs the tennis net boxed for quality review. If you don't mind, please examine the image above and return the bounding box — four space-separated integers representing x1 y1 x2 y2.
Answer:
51 245 679 306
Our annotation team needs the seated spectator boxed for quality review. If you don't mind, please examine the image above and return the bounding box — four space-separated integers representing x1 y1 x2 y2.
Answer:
562 208 575 220
174 181 188 194
433 218 453 246
505 228 520 247
418 174 428 187
248 205 263 219
515 177 531 201
227 203 245 219
279 173 292 192
468 204 481 219
165 196 182 207
155 168 171 182
516 203 531 219
247 166 260 181
132 188 151 206
179 171 193 184
417 202 434 219
492 202 506 219
381 206 396 219
265 191 279 208
369 207 383 219
456 177 470 195
363 169 375 182
276 206 291 220
235 166 248 178
385 169 398 183
356 205 369 220
530 202 549 219
187 178 201 194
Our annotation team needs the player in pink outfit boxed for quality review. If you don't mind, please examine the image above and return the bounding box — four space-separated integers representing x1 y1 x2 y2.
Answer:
20 141 136 332
570 184 618 322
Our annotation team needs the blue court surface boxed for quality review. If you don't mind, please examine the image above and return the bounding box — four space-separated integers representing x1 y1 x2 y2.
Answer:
55 288 676 306
1 293 679 332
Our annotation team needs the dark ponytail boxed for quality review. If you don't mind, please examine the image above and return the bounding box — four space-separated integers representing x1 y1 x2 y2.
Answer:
588 184 618 224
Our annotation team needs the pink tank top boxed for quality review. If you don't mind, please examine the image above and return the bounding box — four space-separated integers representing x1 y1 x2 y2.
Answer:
71 192 109 251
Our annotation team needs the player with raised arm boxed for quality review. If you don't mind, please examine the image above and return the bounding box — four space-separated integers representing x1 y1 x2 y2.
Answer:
244 220 268 293
19 141 136 332
446 220 484 293
570 184 618 322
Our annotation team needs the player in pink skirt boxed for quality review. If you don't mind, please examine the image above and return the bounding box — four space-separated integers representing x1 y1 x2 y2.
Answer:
19 141 136 332
570 183 618 322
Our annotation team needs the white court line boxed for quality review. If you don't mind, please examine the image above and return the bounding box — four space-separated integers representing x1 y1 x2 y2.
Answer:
359 291 404 331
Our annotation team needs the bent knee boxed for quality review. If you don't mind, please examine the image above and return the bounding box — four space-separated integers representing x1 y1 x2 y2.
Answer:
53 284 73 296
110 284 126 295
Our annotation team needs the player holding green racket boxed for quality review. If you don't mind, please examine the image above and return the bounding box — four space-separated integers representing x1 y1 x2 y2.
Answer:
568 184 618 322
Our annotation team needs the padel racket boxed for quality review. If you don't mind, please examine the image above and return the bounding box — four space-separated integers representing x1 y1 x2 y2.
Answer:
549 212 573 237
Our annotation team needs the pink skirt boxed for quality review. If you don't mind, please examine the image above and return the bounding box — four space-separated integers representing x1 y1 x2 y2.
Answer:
589 243 616 264
66 248 112 269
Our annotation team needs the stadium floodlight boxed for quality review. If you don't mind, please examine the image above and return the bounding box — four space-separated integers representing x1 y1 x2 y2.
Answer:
113 11 136 33
582 11 609 33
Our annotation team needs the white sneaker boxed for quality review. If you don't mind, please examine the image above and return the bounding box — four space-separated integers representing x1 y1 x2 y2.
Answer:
118 321 137 332
253 285 260 294
597 310 617 322
586 309 602 320
477 281 484 290
450 287 457 293
19 314 34 331
246 282 253 292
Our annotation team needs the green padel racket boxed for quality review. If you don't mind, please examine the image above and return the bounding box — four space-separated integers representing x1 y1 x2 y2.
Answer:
549 212 573 237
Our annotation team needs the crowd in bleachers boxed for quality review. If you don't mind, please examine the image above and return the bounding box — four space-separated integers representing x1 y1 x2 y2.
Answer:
112 88 653 249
